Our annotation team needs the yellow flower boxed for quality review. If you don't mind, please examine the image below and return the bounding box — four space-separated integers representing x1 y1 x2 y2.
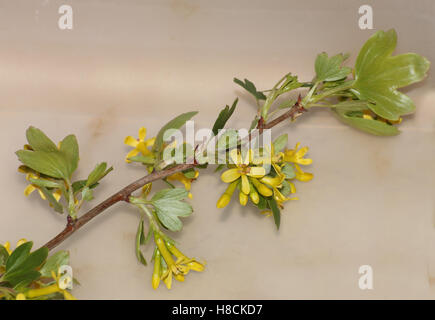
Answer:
124 127 156 163
25 270 76 300
260 174 291 203
4 238 27 255
283 142 313 166
166 242 205 272
221 149 266 195
167 170 199 199
153 234 205 290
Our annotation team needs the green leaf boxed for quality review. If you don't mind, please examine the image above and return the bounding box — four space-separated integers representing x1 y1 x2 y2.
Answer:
315 52 352 82
12 246 48 272
267 197 281 230
59 135 79 177
182 168 197 179
39 251 69 278
214 164 226 172
212 98 238 135
128 154 155 165
4 246 48 287
135 218 147 266
353 29 430 120
0 244 9 266
28 178 61 189
273 134 288 152
331 100 369 111
40 187 64 213
72 180 87 193
81 187 94 202
333 109 400 136
26 127 58 152
234 78 267 100
153 111 198 153
151 188 192 232
280 180 292 197
6 241 32 272
16 150 70 179
4 270 40 287
257 194 267 210
86 162 113 187
151 188 189 202
281 163 296 179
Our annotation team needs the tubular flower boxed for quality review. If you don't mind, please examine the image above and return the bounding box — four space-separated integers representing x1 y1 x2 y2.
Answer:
153 233 205 290
221 149 266 195
216 180 238 208
124 127 156 163
283 143 313 166
4 238 27 255
152 249 162 290
167 170 199 199
25 271 76 300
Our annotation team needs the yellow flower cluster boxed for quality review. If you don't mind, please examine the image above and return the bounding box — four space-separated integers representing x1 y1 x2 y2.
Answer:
124 127 199 198
152 234 205 290
217 142 313 211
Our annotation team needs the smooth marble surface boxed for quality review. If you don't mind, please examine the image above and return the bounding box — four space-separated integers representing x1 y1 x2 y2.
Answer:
0 0 434 299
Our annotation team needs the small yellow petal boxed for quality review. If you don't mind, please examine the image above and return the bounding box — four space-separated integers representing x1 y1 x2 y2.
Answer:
247 166 266 178
163 272 172 289
53 190 62 202
144 137 156 148
62 290 77 300
239 191 248 206
125 148 140 163
294 164 314 182
221 168 241 183
240 175 250 195
124 136 139 148
249 190 259 204
188 261 205 272
217 193 230 208
16 239 27 247
138 127 147 141
37 189 47 200
24 185 35 197
4 241 11 255
289 182 296 194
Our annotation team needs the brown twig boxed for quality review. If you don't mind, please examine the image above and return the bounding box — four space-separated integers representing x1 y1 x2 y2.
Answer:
43 101 306 251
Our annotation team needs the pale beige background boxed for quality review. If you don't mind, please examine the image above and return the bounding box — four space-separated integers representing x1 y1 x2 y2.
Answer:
0 0 434 299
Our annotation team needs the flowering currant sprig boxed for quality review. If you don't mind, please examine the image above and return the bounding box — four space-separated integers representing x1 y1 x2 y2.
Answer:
5 29 429 298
